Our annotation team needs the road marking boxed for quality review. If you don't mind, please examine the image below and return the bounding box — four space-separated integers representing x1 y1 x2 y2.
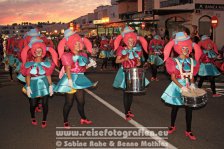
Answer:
85 89 177 149
55 68 177 148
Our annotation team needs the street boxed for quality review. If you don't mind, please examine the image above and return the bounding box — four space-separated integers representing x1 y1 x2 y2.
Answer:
0 62 224 149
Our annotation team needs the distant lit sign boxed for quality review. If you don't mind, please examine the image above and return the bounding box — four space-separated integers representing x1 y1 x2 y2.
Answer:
93 17 110 24
211 16 218 29
195 4 224 11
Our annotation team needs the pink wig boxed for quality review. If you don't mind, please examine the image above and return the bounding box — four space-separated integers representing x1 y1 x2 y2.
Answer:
114 32 148 53
57 34 92 58
21 42 46 64
148 38 165 51
198 38 218 54
164 38 202 62
46 47 59 66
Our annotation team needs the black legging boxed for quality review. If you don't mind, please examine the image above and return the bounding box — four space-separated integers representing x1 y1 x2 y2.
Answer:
150 64 157 78
101 58 108 69
123 91 133 115
198 76 216 94
171 106 192 132
30 96 49 121
63 90 86 122
9 65 13 80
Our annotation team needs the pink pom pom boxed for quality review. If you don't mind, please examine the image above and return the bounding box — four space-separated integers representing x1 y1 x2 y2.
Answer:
116 46 125 56
165 58 178 75
45 62 56 76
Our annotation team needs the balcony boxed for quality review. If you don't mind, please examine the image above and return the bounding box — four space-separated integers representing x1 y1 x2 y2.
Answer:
160 0 193 8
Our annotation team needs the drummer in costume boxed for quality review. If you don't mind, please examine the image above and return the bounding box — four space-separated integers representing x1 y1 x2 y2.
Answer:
99 36 110 71
147 35 164 81
20 37 58 128
54 29 97 128
197 35 221 97
161 32 202 140
113 26 149 120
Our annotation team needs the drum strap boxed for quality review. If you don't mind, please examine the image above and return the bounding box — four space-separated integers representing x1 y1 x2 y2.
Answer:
175 58 194 87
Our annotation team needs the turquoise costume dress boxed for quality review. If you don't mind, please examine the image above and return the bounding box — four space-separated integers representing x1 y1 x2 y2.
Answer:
54 52 95 93
161 57 197 106
23 61 53 98
198 50 220 76
3 55 16 67
148 45 164 66
113 46 150 89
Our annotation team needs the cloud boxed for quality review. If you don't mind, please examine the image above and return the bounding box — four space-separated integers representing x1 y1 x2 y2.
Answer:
0 0 111 25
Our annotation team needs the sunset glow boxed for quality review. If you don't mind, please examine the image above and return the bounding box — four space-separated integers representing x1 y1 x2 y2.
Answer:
0 0 111 25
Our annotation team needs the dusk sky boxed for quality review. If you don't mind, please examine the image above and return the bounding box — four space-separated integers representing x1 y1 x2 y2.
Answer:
0 0 111 25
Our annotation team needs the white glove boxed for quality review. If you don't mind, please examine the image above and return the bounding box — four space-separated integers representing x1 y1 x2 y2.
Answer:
181 86 190 93
49 85 53 96
88 58 97 68
190 83 196 90
68 79 73 88
26 86 32 98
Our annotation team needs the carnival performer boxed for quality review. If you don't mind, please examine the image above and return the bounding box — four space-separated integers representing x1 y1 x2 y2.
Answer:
99 36 110 71
17 28 41 83
3 35 18 81
113 26 149 120
109 35 119 70
18 29 43 112
54 29 97 128
161 32 202 140
20 37 58 128
146 35 164 81
197 35 221 97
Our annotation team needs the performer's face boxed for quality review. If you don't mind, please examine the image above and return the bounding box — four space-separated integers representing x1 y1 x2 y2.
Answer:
182 46 189 56
74 41 81 53
128 38 134 48
35 48 43 57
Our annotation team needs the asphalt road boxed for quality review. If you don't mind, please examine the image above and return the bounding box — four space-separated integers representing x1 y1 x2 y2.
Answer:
0 61 224 149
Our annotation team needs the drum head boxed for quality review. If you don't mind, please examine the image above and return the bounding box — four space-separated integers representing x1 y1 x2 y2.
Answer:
182 88 206 97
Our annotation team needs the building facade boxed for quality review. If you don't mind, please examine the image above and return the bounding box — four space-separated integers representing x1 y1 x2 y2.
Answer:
155 0 224 49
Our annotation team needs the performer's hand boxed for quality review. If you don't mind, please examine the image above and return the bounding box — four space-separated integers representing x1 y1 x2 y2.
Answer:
88 58 97 68
49 85 53 96
181 86 190 93
122 57 129 62
137 58 141 66
26 86 32 98
68 79 73 88
143 62 148 69
190 83 196 90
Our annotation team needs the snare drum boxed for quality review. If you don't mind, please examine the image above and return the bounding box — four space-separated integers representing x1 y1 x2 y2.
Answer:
182 88 208 107
124 68 145 93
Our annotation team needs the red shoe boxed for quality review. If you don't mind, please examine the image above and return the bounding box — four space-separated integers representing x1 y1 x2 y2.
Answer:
31 118 37 125
35 107 42 112
128 111 135 117
212 94 222 97
41 121 47 128
168 126 176 134
80 119 92 125
151 77 155 81
185 131 197 140
64 122 70 129
125 114 132 121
